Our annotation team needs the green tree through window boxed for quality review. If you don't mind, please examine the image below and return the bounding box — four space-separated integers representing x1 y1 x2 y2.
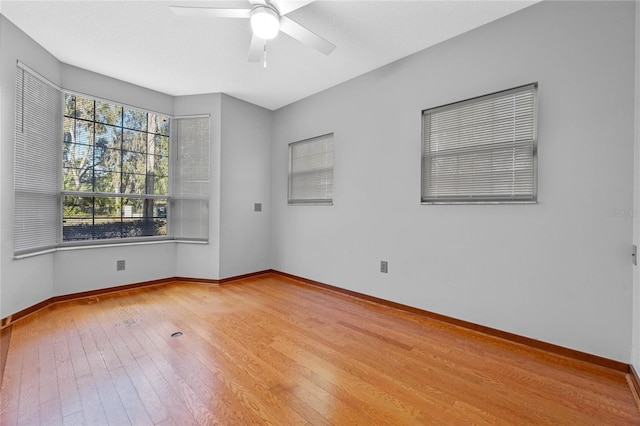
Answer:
62 94 170 241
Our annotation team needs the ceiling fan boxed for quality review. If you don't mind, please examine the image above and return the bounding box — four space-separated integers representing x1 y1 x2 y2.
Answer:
169 0 336 63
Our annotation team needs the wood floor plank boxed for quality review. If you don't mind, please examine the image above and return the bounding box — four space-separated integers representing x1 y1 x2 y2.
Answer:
90 299 169 424
62 409 86 426
17 315 40 425
85 349 131 426
135 355 199 426
75 373 109 425
39 396 63 425
0 322 24 420
63 314 92 380
1 274 639 425
37 311 60 407
109 366 155 426
50 311 83 418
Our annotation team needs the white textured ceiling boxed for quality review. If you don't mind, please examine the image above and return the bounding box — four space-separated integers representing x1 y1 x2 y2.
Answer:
0 0 538 110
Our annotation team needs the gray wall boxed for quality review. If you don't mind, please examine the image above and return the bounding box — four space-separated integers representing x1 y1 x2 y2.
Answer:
174 93 223 280
270 1 635 362
1 16 60 317
173 93 273 280
219 94 272 279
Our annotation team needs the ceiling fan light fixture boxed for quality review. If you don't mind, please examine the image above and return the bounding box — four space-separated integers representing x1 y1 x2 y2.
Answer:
251 5 280 40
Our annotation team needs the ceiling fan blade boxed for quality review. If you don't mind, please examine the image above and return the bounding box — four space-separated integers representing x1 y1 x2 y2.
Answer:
270 0 315 16
169 6 251 19
279 16 336 55
248 34 265 62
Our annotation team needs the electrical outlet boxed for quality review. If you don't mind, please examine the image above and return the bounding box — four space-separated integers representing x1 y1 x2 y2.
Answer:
380 261 388 273
116 260 126 271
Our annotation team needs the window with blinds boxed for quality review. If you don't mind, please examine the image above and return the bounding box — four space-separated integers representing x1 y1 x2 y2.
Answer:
288 133 334 205
171 116 210 240
14 63 211 256
14 65 62 256
422 83 537 203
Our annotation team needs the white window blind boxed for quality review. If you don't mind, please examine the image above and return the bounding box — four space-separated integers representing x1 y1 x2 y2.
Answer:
288 133 334 205
14 65 62 256
422 83 537 203
171 116 210 240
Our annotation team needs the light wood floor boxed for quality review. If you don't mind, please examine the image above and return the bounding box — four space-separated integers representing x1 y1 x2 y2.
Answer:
1 274 638 425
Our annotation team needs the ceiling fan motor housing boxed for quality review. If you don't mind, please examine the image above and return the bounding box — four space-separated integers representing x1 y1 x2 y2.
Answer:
251 5 280 39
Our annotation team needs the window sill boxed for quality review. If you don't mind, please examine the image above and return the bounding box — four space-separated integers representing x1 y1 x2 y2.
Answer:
288 202 334 206
13 239 208 260
421 201 538 205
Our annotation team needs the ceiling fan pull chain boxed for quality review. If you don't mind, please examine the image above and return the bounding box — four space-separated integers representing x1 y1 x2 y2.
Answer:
264 41 268 68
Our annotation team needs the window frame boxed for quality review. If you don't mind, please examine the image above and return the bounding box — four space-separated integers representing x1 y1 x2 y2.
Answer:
421 83 538 205
170 115 211 242
61 91 172 246
288 133 335 206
